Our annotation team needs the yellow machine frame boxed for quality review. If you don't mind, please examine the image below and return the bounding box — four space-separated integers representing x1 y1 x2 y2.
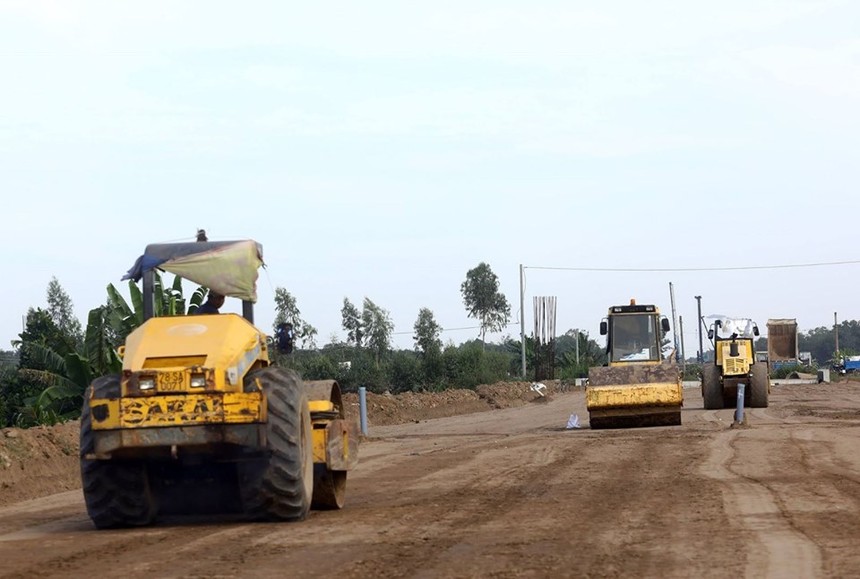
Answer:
586 302 683 428
81 239 358 529
702 318 769 410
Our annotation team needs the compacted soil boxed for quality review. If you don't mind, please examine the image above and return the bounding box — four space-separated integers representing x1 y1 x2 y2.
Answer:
2 380 860 578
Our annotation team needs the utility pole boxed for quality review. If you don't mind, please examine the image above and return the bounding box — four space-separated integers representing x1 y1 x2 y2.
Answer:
695 295 704 363
669 282 680 362
575 329 580 365
519 264 526 377
835 311 839 356
679 315 686 370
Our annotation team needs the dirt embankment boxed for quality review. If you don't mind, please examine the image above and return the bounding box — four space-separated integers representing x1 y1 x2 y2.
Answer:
0 380 570 507
342 379 568 425
0 424 80 506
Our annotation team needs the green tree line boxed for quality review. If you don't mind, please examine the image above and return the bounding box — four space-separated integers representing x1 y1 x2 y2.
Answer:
2 263 608 428
8 265 855 429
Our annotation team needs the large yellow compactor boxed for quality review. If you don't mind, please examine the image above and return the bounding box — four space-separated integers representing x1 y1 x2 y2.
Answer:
586 301 683 429
80 240 358 528
701 316 769 410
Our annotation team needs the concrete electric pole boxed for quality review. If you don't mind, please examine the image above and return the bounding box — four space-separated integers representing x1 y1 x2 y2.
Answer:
695 295 704 363
835 311 839 356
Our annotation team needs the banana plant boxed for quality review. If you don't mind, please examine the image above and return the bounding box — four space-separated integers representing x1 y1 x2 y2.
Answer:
106 272 205 341
14 307 124 426
16 273 207 425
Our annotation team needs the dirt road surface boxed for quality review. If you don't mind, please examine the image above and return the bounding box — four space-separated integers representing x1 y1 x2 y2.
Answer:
2 382 860 578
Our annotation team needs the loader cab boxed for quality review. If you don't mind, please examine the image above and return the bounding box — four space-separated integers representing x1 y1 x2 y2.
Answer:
707 317 759 377
600 302 670 364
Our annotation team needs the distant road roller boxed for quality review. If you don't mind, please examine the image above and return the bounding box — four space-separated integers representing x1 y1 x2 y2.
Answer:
701 316 769 410
80 239 358 528
586 300 683 429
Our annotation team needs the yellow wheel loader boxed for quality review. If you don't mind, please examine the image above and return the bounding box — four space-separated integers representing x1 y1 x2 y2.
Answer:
586 301 683 429
80 239 358 529
701 317 769 410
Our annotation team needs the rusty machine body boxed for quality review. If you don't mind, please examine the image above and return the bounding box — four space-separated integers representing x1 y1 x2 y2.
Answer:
80 239 357 528
586 301 683 429
701 316 769 410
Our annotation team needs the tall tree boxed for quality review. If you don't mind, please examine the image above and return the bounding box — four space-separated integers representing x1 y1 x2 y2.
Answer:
273 287 318 349
14 308 74 371
413 308 442 356
341 298 363 347
46 277 83 346
414 308 444 386
10 306 122 426
460 262 511 348
362 298 394 368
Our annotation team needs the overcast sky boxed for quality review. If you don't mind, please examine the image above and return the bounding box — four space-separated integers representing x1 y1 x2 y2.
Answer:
2 0 859 355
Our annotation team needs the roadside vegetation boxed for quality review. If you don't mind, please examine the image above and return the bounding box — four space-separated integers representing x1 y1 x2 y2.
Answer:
0 264 605 428
4 263 856 429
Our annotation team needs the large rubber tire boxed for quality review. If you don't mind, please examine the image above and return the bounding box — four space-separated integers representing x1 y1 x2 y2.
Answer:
701 365 724 410
240 367 313 522
749 363 770 408
80 375 157 529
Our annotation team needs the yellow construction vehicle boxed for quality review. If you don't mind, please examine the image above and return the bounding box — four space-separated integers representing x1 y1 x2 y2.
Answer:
80 239 358 528
586 300 683 429
701 317 769 409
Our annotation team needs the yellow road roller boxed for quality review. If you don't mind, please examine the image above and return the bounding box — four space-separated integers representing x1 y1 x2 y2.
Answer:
701 316 769 410
586 300 683 429
80 239 358 528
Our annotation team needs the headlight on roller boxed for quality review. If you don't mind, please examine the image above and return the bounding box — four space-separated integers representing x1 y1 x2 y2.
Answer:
190 374 206 388
139 377 156 391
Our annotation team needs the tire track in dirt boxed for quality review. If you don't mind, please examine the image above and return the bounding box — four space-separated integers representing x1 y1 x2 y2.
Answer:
0 517 281 579
332 434 575 578
0 495 277 579
300 427 740 578
780 427 860 576
700 428 823 578
0 491 83 538
0 526 173 579
545 428 741 579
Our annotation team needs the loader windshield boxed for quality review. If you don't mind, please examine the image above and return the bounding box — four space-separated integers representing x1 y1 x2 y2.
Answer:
609 313 661 363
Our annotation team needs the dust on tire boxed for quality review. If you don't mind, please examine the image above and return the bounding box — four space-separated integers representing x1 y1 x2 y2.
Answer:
80 375 157 529
240 367 313 521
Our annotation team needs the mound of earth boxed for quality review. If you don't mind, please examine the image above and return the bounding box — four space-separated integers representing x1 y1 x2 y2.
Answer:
0 379 573 507
0 423 81 507
342 379 568 425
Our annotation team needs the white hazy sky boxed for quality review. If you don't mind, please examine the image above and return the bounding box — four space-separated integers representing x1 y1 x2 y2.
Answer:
2 0 859 355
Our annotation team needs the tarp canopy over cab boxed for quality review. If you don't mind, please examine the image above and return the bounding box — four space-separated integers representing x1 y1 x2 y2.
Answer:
122 240 264 302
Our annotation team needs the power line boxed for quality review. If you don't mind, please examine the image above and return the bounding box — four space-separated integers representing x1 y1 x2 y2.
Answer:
524 259 860 273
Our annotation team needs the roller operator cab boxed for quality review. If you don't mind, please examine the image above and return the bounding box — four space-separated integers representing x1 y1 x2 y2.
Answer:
80 239 358 529
601 303 668 364
701 317 769 410
586 301 683 429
